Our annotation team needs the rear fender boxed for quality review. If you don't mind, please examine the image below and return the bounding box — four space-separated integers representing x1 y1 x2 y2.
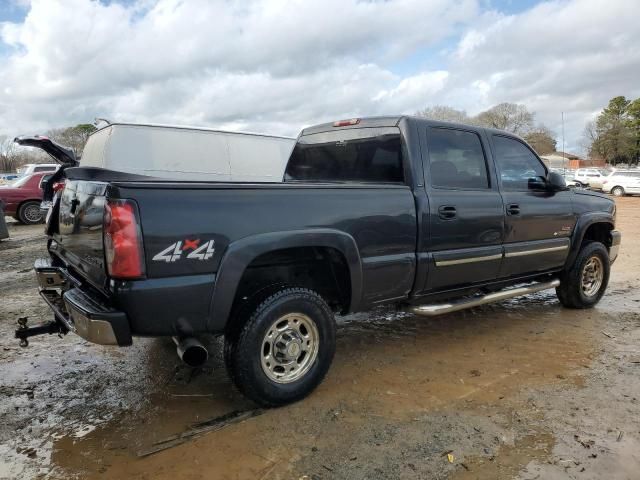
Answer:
208 229 363 331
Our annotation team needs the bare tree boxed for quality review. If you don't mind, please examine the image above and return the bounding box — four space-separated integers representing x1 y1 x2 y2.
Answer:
46 124 97 157
474 102 534 135
524 125 557 155
0 136 20 173
415 105 471 124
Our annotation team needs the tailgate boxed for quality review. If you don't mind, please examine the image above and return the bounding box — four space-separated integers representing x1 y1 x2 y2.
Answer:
51 179 109 290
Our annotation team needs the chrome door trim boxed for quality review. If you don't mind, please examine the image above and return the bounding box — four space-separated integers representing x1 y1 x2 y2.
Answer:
504 245 568 258
435 253 503 267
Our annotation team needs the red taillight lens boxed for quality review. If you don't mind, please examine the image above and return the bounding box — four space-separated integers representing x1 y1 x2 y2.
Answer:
53 181 65 193
103 199 145 279
333 118 360 127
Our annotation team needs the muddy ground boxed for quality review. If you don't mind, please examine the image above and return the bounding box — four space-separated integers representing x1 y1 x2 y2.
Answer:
1 198 639 480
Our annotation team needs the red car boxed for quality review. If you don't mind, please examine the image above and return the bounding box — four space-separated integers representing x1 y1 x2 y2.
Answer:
0 172 53 224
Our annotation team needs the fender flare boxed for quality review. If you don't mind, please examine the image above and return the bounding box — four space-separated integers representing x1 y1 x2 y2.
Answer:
565 213 614 268
207 229 363 331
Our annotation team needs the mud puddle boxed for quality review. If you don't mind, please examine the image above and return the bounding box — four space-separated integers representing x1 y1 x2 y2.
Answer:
41 293 598 479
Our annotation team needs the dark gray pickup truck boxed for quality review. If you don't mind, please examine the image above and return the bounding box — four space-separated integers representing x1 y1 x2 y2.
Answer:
18 116 621 406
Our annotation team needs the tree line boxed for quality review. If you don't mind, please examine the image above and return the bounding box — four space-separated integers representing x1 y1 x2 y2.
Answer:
0 124 97 173
584 96 640 166
415 103 557 156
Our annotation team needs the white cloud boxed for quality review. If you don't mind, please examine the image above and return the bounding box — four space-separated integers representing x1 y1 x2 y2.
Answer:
0 0 639 154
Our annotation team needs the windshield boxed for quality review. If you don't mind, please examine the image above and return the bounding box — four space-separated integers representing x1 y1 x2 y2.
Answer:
10 175 31 188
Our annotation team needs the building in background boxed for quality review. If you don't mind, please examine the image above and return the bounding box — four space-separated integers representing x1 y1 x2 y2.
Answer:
540 152 606 170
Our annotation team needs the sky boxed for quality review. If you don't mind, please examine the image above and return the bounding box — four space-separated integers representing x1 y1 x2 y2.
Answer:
0 0 639 155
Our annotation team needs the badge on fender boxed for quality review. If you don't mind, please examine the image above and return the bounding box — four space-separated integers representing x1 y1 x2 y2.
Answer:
152 239 215 262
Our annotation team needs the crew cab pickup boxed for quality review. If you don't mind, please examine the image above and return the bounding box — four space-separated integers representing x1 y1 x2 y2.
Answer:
20 116 621 407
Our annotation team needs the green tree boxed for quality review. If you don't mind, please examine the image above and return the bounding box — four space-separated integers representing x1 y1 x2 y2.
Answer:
627 98 640 164
588 96 634 165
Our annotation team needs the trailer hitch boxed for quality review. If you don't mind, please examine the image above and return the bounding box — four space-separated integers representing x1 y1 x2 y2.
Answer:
15 317 68 347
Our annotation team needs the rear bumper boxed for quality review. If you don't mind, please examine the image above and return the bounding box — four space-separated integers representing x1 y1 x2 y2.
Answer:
610 230 621 264
35 258 132 346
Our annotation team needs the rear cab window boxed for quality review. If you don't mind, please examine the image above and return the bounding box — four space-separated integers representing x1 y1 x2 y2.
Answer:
425 127 490 189
285 127 404 184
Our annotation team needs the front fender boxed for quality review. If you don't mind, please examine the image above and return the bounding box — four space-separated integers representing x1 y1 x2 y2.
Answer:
207 229 363 331
565 213 614 268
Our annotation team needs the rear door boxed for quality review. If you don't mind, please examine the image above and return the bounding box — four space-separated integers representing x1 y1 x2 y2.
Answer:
489 134 575 277
421 126 504 291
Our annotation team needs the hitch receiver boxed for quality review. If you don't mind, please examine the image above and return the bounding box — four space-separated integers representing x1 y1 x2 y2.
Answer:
15 317 68 347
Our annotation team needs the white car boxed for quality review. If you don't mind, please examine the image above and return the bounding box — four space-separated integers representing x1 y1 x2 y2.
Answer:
573 168 606 188
602 171 640 196
17 163 59 176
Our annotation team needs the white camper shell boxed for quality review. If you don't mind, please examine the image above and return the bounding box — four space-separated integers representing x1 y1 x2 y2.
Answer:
80 123 296 182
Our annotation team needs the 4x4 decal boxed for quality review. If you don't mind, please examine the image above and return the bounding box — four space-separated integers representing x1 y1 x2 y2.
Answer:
152 239 215 263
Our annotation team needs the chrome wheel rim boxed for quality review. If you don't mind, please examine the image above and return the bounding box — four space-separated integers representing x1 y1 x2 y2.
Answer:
261 313 319 384
23 204 42 223
581 255 604 297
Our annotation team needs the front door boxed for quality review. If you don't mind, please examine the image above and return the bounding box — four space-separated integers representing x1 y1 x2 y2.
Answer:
489 134 576 277
421 126 505 291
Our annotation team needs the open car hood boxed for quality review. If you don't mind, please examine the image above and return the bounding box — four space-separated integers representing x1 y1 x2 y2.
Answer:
14 135 77 166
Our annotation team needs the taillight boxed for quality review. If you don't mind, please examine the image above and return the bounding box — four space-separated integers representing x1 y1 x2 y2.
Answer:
103 199 145 279
333 118 360 127
53 181 65 193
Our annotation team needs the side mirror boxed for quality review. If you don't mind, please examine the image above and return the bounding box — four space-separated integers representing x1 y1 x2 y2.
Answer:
527 175 547 191
546 171 568 192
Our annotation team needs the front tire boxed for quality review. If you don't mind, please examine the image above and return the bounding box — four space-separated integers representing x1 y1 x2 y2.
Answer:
611 186 625 197
17 201 44 225
224 287 336 407
556 242 610 309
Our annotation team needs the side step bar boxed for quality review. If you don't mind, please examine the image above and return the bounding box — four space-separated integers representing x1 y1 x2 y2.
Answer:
409 279 560 317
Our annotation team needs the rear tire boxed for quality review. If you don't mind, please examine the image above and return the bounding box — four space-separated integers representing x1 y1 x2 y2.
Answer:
611 186 625 197
17 201 43 225
224 287 336 407
556 242 610 309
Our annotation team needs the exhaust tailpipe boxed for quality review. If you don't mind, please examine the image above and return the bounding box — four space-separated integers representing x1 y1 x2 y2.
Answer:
173 336 208 367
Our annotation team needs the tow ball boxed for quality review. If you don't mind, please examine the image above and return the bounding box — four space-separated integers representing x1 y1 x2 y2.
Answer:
15 317 67 347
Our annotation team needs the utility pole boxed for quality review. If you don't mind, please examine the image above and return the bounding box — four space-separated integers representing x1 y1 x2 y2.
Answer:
561 112 566 173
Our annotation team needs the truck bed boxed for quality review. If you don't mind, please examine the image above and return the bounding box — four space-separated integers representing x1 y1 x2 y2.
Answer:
49 168 417 335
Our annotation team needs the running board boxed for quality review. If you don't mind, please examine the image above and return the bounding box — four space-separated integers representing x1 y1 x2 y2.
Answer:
408 279 560 317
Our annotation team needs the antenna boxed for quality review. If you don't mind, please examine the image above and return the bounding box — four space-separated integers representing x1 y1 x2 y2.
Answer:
561 112 565 173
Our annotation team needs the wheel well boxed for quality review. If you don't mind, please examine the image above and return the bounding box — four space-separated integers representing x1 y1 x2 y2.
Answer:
17 199 41 209
232 247 351 315
582 223 613 250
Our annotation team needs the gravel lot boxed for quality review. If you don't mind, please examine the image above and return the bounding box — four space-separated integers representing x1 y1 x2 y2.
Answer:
1 198 639 479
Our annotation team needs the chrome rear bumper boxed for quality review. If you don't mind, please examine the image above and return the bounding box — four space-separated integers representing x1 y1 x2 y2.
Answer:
35 258 132 346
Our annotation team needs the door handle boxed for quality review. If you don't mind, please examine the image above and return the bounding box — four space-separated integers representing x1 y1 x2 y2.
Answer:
507 203 520 215
438 205 457 220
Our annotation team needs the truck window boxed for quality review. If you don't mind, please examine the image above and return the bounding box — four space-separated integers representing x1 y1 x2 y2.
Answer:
285 127 404 183
426 128 489 189
492 135 546 191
